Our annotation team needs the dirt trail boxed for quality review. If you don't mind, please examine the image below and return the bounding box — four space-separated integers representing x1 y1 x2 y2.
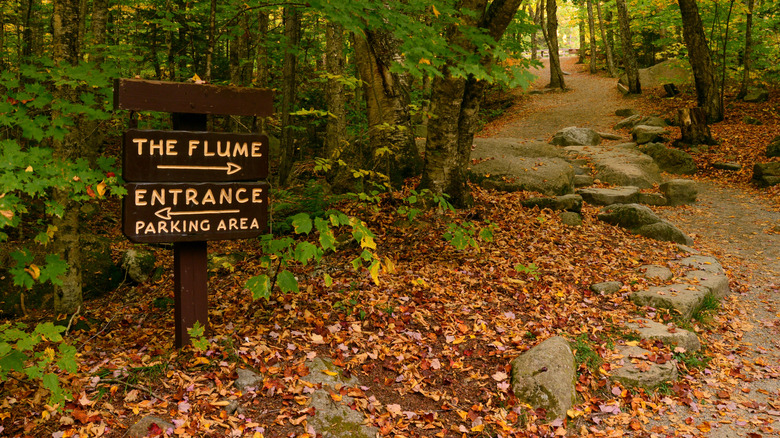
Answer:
486 56 780 437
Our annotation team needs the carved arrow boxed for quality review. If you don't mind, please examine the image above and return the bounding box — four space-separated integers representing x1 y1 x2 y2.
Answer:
156 162 242 175
154 207 240 220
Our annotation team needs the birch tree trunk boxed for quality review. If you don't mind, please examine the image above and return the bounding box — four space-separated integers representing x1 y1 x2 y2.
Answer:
51 0 83 314
419 0 523 206
615 0 640 93
678 0 723 122
586 0 597 73
596 0 616 76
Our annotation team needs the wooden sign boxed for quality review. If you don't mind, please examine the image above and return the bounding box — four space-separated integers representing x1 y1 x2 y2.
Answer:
123 182 268 243
113 78 274 116
123 129 269 182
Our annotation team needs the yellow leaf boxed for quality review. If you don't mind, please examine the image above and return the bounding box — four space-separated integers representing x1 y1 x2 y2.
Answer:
471 424 484 432
25 166 33 173
419 58 431 65
96 181 107 197
25 264 41 280
567 409 584 418
322 370 338 376
0 210 13 220
383 257 396 274
44 347 55 361
192 356 210 365
369 262 380 285
625 341 639 347
360 234 376 250
47 225 58 239
432 5 440 17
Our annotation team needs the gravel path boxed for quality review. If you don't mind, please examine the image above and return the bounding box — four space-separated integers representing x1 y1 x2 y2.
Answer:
484 56 780 437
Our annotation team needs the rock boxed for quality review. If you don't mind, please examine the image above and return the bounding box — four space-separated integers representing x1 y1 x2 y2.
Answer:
660 179 698 206
234 368 262 392
635 220 694 245
598 132 624 140
618 58 693 89
743 87 769 103
573 174 594 187
767 137 780 158
565 145 663 188
676 244 699 254
470 139 575 195
560 211 583 226
120 249 157 284
630 283 710 319
639 116 668 128
637 192 667 206
597 204 661 229
550 127 602 146
639 143 697 175
510 336 577 420
614 114 643 130
577 187 639 206
674 255 724 274
684 270 730 298
617 82 629 94
303 357 378 438
632 125 667 144
712 162 742 171
522 194 583 212
615 108 639 117
128 416 175 438
590 281 622 294
610 346 678 389
752 162 780 187
640 265 673 281
626 318 701 352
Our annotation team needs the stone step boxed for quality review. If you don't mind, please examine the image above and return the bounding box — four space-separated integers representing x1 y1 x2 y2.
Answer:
625 317 701 352
630 283 709 319
608 345 678 389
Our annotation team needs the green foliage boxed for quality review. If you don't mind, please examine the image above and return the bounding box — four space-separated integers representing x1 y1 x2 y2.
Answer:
673 349 711 372
514 263 540 280
187 321 209 351
0 321 76 406
572 334 602 372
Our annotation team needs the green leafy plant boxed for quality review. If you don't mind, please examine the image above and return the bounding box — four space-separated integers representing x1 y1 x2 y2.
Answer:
0 322 77 406
187 321 209 351
572 334 603 372
514 263 540 280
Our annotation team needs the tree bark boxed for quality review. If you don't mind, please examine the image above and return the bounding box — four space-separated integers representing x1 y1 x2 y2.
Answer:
677 107 714 146
737 0 754 99
544 0 565 89
353 29 420 187
678 0 723 122
578 19 586 64
586 0 597 73
88 0 109 65
419 0 523 206
205 0 216 81
615 0 640 93
51 0 83 314
595 0 617 76
325 22 347 161
278 6 301 186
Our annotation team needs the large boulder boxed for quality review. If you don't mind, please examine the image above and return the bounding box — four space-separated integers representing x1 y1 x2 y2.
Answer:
550 127 602 146
743 87 769 103
470 139 576 195
639 143 697 175
565 145 663 188
510 336 577 420
632 125 667 144
767 136 780 158
598 204 693 245
753 162 780 187
120 248 158 284
618 58 693 89
660 179 698 206
577 186 639 206
522 194 583 212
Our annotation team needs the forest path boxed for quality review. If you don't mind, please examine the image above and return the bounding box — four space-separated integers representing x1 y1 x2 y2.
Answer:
481 56 780 436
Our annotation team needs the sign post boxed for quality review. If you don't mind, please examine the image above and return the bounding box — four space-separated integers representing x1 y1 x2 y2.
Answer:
114 79 272 347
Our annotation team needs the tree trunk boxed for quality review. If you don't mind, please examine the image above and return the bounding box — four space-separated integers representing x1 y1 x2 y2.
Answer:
205 0 216 81
678 0 723 122
586 0 597 73
419 0 523 206
615 0 640 93
677 107 714 146
531 0 543 61
595 0 616 76
544 0 565 89
737 0 754 99
51 0 83 314
353 29 420 187
325 22 347 161
578 19 586 64
88 0 109 65
278 6 301 186
253 11 270 134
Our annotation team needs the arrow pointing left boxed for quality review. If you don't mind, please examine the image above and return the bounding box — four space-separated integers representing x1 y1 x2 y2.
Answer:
155 207 241 220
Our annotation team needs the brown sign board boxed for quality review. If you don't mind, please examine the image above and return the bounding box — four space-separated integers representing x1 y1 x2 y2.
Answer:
123 182 269 243
122 129 269 182
113 78 274 117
